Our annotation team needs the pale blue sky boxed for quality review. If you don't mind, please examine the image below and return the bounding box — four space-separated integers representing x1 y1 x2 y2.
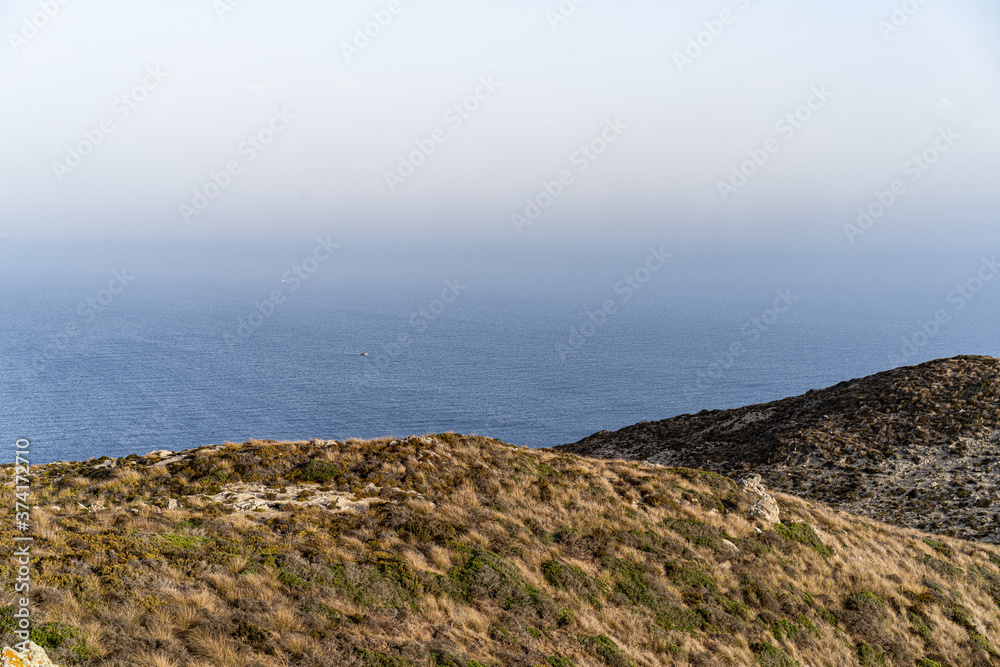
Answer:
1 0 998 242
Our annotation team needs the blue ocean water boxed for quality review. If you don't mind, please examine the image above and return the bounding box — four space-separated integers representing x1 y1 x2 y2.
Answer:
3 240 998 463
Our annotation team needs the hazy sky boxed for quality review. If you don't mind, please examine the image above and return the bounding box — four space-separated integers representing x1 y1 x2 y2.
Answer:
2 0 999 243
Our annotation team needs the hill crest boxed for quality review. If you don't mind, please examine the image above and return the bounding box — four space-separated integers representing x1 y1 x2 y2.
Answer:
6 433 1000 666
559 355 1000 542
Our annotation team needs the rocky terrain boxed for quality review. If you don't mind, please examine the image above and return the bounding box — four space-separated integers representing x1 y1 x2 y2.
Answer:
559 355 1000 543
4 434 1000 666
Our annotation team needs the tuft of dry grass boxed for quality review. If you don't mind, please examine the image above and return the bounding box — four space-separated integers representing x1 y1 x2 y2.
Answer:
137 652 181 667
185 628 242 667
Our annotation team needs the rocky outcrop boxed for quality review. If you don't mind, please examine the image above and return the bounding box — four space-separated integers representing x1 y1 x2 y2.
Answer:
740 474 780 524
205 482 390 514
1 642 60 667
559 355 1000 542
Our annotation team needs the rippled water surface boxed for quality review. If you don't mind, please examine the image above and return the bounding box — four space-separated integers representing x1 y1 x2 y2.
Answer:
3 240 997 463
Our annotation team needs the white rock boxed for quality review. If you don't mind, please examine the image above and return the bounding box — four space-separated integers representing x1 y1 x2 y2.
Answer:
741 473 781 525
147 450 174 458
739 473 767 496
1 640 60 666
750 495 781 525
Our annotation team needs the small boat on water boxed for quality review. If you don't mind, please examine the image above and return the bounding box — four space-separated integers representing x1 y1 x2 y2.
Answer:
360 352 369 356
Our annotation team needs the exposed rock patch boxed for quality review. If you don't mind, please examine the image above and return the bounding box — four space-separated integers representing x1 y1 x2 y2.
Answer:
740 474 780 525
0 642 60 667
560 355 1000 542
206 482 388 514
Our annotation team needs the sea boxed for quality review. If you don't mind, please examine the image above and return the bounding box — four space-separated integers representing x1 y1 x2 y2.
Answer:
3 238 998 464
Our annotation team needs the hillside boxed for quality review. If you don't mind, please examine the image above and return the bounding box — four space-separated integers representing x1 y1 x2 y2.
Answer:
4 436 1000 666
560 356 1000 543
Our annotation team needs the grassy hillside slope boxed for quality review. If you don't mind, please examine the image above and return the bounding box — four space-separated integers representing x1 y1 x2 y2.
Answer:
3 435 1000 666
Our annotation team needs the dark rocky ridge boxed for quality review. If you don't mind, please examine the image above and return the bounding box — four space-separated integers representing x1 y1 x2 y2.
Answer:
558 355 1000 542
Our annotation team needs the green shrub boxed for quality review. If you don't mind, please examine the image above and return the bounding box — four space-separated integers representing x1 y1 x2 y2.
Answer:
605 558 655 608
856 643 886 666
429 646 483 665
661 517 729 550
541 560 606 607
846 592 885 614
355 648 411 667
351 556 423 610
772 619 800 642
298 460 342 483
750 642 799 667
448 549 554 618
950 605 977 633
28 622 79 650
665 562 718 593
233 621 275 655
924 539 953 557
796 615 820 638
157 533 209 550
602 558 705 633
909 611 933 643
654 604 703 635
581 635 632 667
718 595 752 621
277 567 309 587
975 635 998 655
775 523 831 556
0 615 89 665
368 551 423 598
547 657 575 667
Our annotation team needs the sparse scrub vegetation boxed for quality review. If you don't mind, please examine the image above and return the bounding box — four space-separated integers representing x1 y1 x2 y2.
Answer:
2 434 1000 665
561 356 1000 543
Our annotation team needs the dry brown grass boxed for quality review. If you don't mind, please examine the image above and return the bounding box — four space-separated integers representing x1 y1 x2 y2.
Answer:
185 628 242 667
4 434 1000 666
136 651 181 667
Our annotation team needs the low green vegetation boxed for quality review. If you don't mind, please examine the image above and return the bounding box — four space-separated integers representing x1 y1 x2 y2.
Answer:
775 522 832 556
1 434 1000 666
750 641 799 667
